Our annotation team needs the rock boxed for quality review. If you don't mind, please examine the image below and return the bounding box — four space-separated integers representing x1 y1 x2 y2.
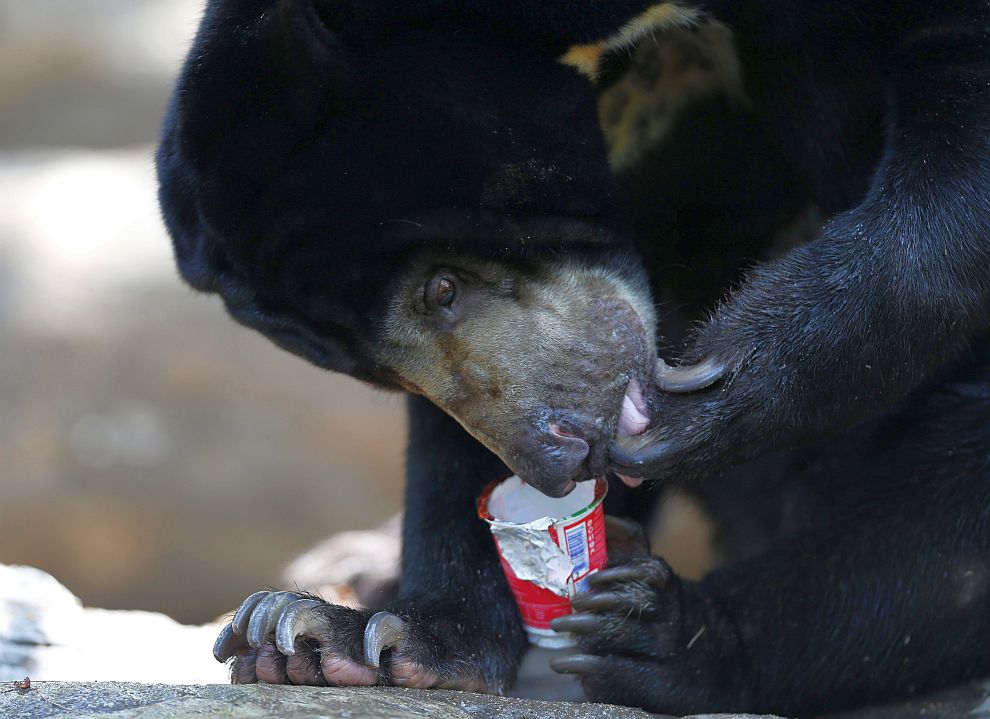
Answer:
0 682 783 719
829 680 990 719
0 565 774 717
1 565 986 719
2 680 988 719
0 565 226 684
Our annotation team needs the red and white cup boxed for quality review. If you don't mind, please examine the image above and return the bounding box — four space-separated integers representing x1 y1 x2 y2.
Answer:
478 475 608 648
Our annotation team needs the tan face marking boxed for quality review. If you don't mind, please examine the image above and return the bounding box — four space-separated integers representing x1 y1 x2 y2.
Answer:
378 253 656 491
597 21 744 170
561 4 744 172
560 3 703 82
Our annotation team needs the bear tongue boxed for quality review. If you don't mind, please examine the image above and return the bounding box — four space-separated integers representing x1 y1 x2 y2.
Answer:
617 378 650 437
615 379 648 488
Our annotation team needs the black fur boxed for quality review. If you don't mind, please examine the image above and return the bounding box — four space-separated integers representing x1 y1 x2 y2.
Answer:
157 0 624 383
158 1 990 714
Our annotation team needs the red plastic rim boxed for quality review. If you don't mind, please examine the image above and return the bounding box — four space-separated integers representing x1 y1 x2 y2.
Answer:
477 475 608 523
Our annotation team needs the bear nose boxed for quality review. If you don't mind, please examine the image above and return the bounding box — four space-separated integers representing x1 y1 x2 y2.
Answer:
547 425 591 462
513 412 603 498
549 411 604 446
546 412 601 473
536 430 590 497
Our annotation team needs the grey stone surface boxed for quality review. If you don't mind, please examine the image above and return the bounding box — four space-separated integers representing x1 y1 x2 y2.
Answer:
829 679 990 719
2 565 987 718
0 681 802 719
8 680 987 719
3 680 989 719
0 682 683 719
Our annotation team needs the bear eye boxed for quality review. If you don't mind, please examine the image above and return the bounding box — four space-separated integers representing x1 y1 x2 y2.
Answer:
425 274 457 311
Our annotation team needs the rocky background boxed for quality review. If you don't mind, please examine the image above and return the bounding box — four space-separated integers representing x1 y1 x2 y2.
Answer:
0 0 406 625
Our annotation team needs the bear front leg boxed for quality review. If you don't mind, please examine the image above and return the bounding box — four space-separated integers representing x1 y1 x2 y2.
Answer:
215 394 527 692
613 25 990 483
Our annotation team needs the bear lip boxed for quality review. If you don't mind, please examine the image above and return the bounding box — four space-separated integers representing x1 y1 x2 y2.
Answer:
616 473 644 488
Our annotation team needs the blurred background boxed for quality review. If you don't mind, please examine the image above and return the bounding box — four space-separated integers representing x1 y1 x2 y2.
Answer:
0 0 406 625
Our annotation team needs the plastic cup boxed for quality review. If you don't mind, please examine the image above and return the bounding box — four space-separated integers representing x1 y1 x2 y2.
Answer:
478 475 608 648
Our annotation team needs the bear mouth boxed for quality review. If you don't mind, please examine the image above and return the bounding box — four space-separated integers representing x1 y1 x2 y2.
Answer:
613 377 650 488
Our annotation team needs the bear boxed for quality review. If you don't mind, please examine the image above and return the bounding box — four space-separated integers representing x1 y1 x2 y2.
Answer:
157 1 990 715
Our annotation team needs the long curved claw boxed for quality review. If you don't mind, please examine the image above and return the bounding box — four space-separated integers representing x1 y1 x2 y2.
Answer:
609 438 677 476
549 654 608 676
246 591 300 649
570 591 631 613
213 623 246 662
589 562 670 588
656 357 725 393
550 613 603 634
274 598 323 655
363 611 406 668
231 591 268 636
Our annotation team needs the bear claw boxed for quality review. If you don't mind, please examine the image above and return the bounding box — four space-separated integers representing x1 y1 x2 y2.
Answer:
275 598 324 655
550 613 603 634
213 623 241 662
655 357 726 393
231 590 268 637
215 590 316 662
549 654 608 675
213 592 478 690
570 591 632 613
363 611 407 668
590 562 670 588
247 591 301 648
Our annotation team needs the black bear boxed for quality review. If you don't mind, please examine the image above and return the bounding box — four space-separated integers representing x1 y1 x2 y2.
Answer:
157 1 990 715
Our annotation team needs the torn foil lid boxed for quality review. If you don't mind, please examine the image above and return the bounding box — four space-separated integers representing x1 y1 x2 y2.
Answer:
490 517 574 597
481 476 598 597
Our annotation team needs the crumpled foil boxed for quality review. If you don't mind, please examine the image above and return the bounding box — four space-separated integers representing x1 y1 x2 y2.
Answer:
490 518 573 597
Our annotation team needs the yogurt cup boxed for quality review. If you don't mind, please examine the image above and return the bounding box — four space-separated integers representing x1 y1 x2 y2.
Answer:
478 475 608 648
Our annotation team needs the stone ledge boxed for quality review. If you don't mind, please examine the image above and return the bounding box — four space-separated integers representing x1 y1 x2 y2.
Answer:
2 566 987 719
3 678 989 719
0 682 779 719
